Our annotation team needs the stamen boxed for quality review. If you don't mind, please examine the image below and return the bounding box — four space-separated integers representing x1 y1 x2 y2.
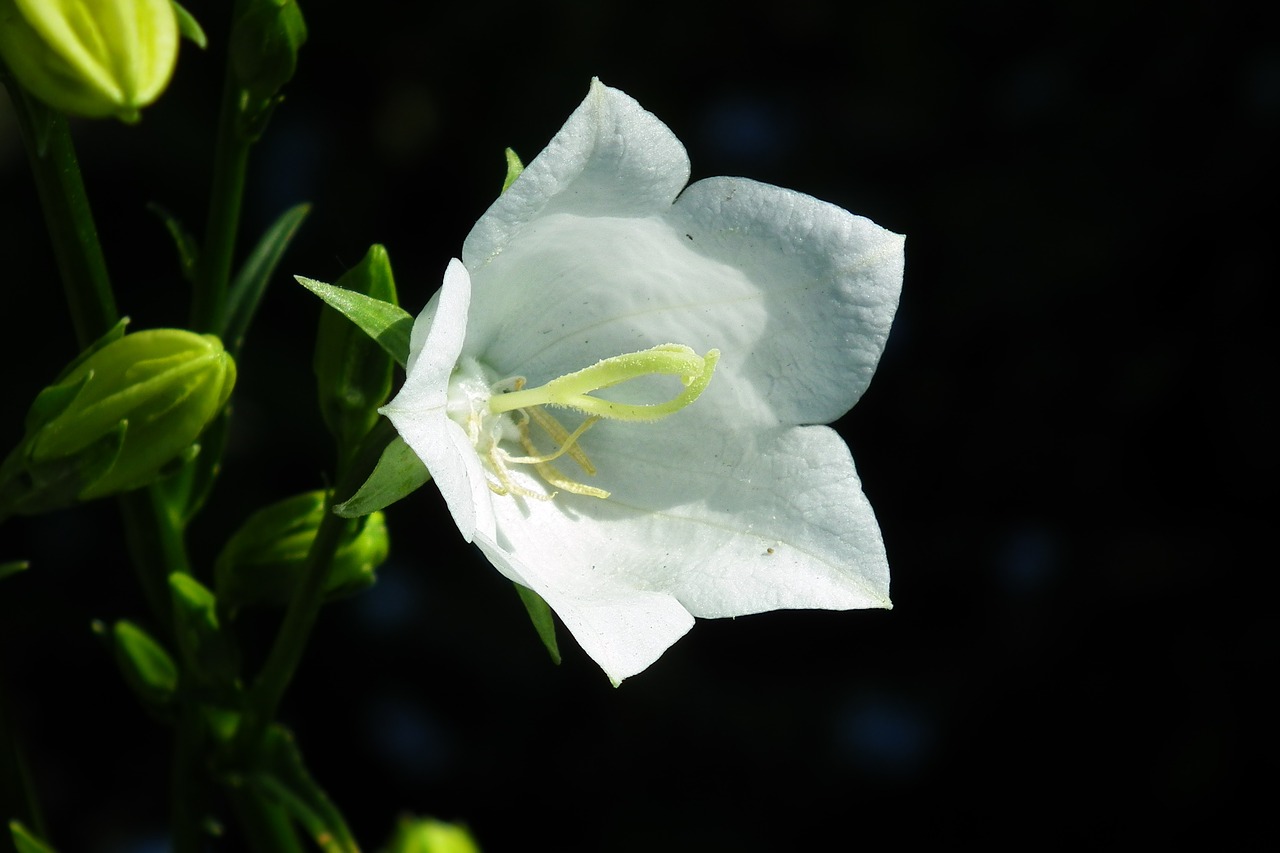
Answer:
505 410 600 469
516 419 609 499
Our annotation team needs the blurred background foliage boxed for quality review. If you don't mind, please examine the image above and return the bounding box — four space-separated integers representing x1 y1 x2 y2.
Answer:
1 0 1272 849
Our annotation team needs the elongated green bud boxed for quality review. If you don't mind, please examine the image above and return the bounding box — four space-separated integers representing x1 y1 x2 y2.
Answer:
169 573 239 693
0 328 235 519
387 817 482 853
230 0 306 136
0 0 179 123
314 245 397 459
110 619 179 713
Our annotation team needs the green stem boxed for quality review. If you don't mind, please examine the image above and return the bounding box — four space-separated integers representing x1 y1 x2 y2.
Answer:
227 784 305 853
0 689 45 846
170 704 205 853
233 420 397 758
2 69 117 347
118 487 191 637
191 20 252 336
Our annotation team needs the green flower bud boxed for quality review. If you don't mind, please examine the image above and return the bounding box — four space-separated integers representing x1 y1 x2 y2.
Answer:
314 244 397 459
110 619 179 714
230 0 305 134
387 817 482 853
215 491 389 607
0 328 235 518
169 572 239 693
0 0 179 123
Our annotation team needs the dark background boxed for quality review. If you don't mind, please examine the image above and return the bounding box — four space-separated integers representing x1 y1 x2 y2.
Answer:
2 0 1272 849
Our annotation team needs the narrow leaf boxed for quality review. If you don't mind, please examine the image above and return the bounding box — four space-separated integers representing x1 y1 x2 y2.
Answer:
148 203 201 285
225 203 311 351
49 318 129 385
295 277 413 368
9 821 56 853
256 725 360 853
514 585 561 665
0 561 30 580
501 148 524 193
333 435 429 518
172 2 209 49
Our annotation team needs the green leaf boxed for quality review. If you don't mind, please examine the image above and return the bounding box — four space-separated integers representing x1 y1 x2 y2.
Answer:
514 585 561 665
254 725 359 853
333 436 430 518
501 148 524 193
224 203 311 351
148 203 201 285
295 277 413 368
9 821 57 853
0 561 30 580
172 1 208 49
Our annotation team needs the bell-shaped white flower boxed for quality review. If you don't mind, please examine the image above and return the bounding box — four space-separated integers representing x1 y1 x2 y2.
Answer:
381 80 904 684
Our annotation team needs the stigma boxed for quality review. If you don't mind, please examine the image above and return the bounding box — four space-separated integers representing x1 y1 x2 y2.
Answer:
446 345 719 501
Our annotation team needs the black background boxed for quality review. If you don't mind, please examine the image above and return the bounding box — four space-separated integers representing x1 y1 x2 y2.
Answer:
2 0 1273 849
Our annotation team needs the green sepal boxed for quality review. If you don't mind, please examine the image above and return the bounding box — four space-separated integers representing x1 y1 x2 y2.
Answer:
172 2 208 49
111 620 179 715
514 585 561 666
215 491 389 607
0 560 30 580
333 435 429 518
252 725 359 853
295 276 413 368
148 202 201 286
501 148 524 194
49 318 131 384
168 573 239 694
388 816 482 853
23 371 93 435
225 203 311 352
314 245 397 456
0 419 125 522
9 820 56 853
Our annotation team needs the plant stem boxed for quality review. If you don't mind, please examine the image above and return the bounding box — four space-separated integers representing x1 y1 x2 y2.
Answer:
227 784 306 853
191 18 252 336
0 690 45 845
3 70 117 348
234 419 397 757
118 487 192 637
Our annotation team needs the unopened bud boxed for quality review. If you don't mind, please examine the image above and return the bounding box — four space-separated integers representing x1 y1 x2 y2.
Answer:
216 491 389 607
0 328 235 518
388 817 482 853
0 0 179 123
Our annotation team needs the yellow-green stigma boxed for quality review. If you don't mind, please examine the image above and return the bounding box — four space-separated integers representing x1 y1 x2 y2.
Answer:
446 345 719 501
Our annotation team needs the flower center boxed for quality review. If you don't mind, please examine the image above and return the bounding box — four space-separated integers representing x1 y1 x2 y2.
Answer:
446 345 720 501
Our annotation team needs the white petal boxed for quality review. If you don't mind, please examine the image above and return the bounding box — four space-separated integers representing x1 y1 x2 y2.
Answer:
462 80 691 273
455 199 901 428
670 177 905 423
472 531 694 686
474 417 888 680
380 260 495 542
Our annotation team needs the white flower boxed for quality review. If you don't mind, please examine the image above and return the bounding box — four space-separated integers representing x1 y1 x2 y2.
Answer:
381 80 904 684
